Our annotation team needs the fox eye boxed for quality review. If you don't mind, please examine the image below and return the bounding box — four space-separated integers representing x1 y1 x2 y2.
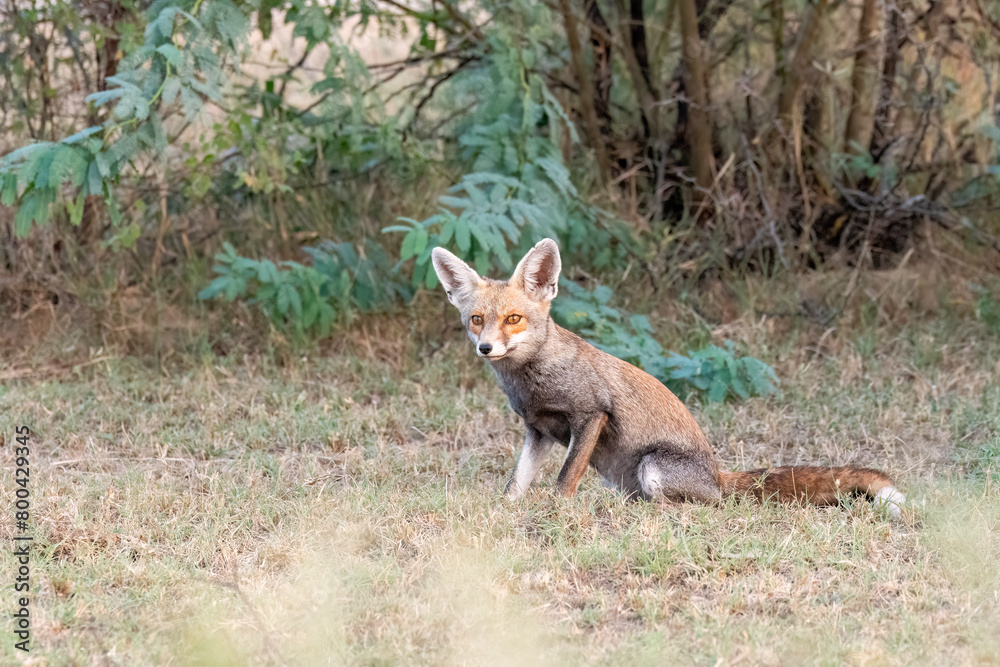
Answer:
471 315 483 325
506 314 522 325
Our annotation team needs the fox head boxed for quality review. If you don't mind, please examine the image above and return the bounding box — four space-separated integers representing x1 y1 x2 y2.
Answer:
431 238 562 363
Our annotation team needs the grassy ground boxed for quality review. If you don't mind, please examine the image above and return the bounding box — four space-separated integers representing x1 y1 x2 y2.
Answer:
1 269 999 666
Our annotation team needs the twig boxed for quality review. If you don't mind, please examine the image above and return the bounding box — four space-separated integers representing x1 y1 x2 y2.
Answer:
410 57 479 130
376 0 462 36
276 50 311 100
423 102 477 138
368 47 471 70
437 0 484 40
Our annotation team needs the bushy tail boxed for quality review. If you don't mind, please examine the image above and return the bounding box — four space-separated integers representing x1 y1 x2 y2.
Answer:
719 466 905 518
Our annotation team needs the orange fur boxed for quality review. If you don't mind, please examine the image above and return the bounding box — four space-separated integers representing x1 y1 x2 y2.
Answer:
720 466 896 505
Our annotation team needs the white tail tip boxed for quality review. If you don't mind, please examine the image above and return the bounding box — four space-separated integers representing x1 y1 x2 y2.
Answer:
873 486 905 519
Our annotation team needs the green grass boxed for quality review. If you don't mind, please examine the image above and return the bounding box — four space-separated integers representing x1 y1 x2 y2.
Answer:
1 289 999 666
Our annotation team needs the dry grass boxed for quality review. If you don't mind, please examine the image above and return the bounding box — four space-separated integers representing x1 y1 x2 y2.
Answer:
1 267 999 666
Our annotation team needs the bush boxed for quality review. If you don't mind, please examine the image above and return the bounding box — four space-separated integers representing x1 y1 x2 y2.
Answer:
198 240 409 337
551 280 778 403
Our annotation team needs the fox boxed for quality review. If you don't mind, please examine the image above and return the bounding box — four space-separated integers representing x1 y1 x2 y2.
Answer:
430 238 906 518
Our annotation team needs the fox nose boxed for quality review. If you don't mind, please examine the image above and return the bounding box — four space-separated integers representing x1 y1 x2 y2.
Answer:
478 343 492 356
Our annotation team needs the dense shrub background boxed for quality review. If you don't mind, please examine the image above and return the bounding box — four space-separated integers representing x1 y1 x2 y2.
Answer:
1 0 999 397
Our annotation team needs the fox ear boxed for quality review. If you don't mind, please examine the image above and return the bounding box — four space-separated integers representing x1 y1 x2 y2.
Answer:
511 238 561 302
431 247 482 308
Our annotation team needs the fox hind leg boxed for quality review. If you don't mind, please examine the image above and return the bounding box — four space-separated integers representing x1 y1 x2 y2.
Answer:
637 450 722 504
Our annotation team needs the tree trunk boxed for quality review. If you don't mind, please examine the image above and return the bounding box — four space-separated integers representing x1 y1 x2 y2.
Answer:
770 0 785 88
778 0 828 124
628 0 653 93
773 0 827 208
870 3 901 159
615 0 660 142
678 0 714 191
586 0 614 141
843 0 884 157
802 12 835 196
558 0 609 184
671 0 735 153
776 0 827 123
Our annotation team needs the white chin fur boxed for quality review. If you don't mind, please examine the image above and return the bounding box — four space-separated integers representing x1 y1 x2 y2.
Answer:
873 486 905 519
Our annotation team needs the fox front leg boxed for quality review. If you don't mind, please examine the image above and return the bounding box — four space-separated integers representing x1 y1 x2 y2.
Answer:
505 424 555 500
556 414 609 498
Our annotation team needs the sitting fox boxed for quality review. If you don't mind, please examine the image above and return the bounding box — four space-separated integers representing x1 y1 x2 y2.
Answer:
431 239 905 518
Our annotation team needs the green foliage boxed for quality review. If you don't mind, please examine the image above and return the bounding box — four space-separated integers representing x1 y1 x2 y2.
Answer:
0 0 243 238
666 342 779 404
218 32 398 197
305 239 412 310
973 283 1000 336
2 0 997 303
384 24 627 288
1 133 109 236
970 439 1000 482
192 5 632 340
552 281 670 377
838 142 897 185
198 240 408 337
1 0 633 343
551 280 778 403
199 242 342 337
